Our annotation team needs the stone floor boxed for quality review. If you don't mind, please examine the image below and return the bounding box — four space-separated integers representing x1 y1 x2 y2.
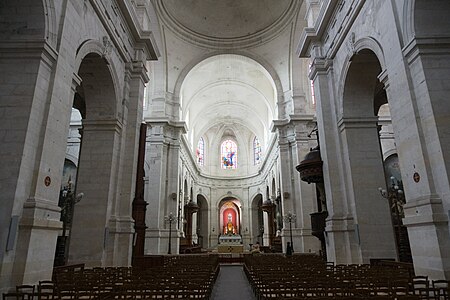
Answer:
210 264 256 300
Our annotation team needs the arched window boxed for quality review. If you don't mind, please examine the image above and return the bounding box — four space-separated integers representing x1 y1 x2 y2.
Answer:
253 136 262 165
196 137 205 166
309 62 316 107
221 140 237 169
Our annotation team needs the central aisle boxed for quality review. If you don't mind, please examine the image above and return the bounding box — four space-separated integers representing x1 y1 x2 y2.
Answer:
210 264 256 300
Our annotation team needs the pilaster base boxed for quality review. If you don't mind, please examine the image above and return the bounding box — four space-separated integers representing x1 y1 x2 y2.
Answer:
106 217 134 266
281 228 321 254
324 215 359 264
403 196 450 279
12 198 61 287
144 229 181 255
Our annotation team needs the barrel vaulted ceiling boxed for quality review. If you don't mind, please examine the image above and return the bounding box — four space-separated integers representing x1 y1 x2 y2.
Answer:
149 0 308 167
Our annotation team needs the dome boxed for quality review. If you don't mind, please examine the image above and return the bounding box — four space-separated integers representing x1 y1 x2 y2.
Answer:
162 0 292 39
155 0 299 48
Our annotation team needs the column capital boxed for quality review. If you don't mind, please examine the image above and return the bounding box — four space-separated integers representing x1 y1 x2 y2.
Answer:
403 36 450 65
125 60 150 83
0 40 58 67
272 115 316 142
337 116 379 132
145 119 187 144
309 57 333 80
82 119 123 133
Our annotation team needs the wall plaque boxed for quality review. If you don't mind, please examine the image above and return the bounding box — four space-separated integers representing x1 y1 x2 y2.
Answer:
413 172 420 183
44 176 51 186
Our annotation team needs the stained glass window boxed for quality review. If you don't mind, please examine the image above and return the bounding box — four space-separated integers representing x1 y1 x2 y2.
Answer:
309 62 316 107
221 140 237 169
254 136 262 165
196 137 204 166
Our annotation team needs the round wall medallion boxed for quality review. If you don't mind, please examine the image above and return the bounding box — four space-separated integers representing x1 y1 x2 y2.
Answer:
44 176 51 186
413 172 420 183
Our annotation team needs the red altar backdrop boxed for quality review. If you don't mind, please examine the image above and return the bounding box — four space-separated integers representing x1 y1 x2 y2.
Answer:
223 208 237 234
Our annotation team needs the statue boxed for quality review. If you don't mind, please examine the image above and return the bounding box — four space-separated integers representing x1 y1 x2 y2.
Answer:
225 213 235 235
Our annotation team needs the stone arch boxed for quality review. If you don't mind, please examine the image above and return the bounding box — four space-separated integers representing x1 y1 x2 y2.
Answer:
0 0 56 44
337 47 397 263
338 37 386 118
218 196 242 235
74 40 121 118
67 46 123 266
173 51 284 119
77 54 118 120
196 194 209 248
400 0 450 44
250 194 264 244
341 49 383 119
413 0 450 38
402 0 416 44
43 0 58 47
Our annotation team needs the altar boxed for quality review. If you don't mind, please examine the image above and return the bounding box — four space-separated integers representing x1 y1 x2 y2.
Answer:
217 244 244 253
219 234 242 244
218 234 243 253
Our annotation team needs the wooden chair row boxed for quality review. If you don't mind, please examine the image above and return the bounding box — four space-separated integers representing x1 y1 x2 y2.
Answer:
244 255 449 300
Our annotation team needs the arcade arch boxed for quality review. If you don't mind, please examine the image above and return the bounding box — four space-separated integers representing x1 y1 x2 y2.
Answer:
67 52 122 266
338 49 399 262
218 198 242 235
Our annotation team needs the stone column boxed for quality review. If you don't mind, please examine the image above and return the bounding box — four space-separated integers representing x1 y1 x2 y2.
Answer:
338 117 397 262
209 200 219 249
310 57 355 264
242 190 252 247
68 119 123 266
276 127 292 251
0 39 76 291
144 121 185 254
107 61 149 266
262 211 270 246
291 119 322 254
274 120 321 254
184 201 199 246
395 39 450 279
261 200 276 247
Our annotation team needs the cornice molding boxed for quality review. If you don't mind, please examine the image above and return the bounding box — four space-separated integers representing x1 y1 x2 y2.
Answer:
116 0 160 59
0 40 58 69
403 36 450 65
144 118 187 134
271 114 315 132
89 0 159 62
297 0 366 60
297 0 339 57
